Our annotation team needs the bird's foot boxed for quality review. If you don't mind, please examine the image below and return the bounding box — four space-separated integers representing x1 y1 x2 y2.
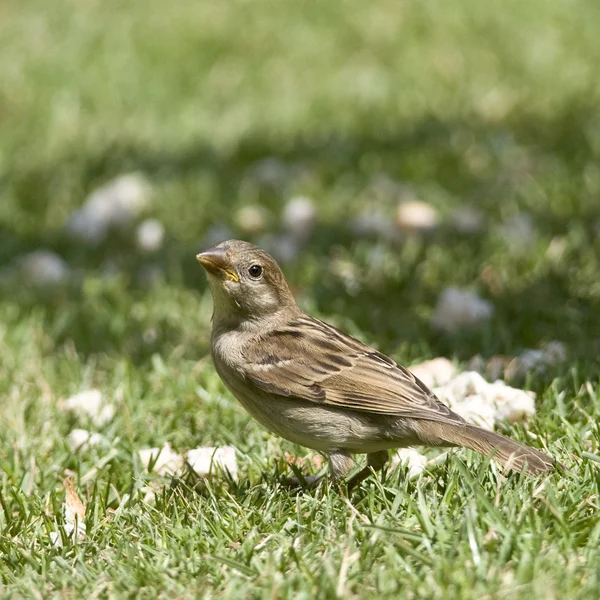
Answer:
280 473 325 489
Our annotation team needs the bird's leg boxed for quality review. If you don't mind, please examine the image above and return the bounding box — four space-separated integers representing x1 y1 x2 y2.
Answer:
280 473 325 489
282 450 389 490
327 450 356 482
283 450 354 489
281 453 331 489
347 450 389 491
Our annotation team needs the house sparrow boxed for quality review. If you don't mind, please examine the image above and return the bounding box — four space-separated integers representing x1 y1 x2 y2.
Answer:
197 239 555 488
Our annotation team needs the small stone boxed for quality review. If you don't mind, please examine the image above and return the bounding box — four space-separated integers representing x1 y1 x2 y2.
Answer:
434 372 496 430
186 446 238 480
136 218 165 252
248 157 289 189
467 354 487 375
137 444 238 503
467 354 514 381
17 250 70 286
452 206 485 234
392 448 428 478
66 173 152 245
449 395 497 431
234 205 270 235
330 256 361 295
505 341 567 381
67 429 106 451
431 287 494 332
485 355 513 381
350 210 398 241
546 236 567 262
543 341 567 364
138 442 184 476
63 389 115 427
142 327 159 345
501 213 535 251
408 358 457 389
488 381 536 424
434 371 536 429
282 197 316 238
396 200 439 233
64 389 102 417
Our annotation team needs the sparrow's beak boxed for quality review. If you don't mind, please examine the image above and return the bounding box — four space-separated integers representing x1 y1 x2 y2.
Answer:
196 248 239 282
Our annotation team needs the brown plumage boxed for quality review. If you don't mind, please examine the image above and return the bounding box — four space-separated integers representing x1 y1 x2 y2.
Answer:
197 239 556 488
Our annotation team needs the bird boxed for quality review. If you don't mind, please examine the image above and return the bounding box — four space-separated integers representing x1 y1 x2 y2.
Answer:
196 239 556 489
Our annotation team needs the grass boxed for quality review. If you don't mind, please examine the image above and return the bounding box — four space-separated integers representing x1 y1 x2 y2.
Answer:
1 0 600 597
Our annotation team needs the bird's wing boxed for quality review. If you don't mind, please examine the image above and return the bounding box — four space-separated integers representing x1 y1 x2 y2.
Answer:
242 315 464 425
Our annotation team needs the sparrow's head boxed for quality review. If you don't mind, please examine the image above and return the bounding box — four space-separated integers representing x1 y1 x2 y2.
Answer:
196 240 297 324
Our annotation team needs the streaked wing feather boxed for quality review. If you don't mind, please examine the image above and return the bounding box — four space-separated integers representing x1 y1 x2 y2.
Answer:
242 315 463 425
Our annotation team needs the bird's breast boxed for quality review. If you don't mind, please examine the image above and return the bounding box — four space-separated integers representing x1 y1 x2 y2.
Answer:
211 347 403 453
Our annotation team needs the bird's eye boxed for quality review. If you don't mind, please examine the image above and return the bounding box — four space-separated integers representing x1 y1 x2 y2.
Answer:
248 264 263 279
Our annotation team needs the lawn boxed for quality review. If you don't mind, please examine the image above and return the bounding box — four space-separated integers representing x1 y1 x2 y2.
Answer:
1 0 600 597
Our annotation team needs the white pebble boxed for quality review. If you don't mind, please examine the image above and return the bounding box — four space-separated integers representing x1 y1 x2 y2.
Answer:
545 236 567 262
350 210 398 241
487 381 536 424
505 341 567 381
448 395 497 431
138 444 238 503
136 218 165 252
66 173 152 245
501 213 535 251
431 287 494 332
186 446 238 480
140 481 163 505
485 355 513 381
63 389 115 427
330 256 361 295
66 211 107 245
282 196 316 238
541 341 567 364
396 200 439 233
433 371 536 430
392 448 428 478
17 250 70 286
452 206 485 234
67 429 106 451
234 205 269 235
248 157 289 189
408 358 457 389
138 442 184 476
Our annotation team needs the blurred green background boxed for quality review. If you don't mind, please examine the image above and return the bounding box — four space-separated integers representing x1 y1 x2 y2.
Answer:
2 0 600 365
2 0 600 596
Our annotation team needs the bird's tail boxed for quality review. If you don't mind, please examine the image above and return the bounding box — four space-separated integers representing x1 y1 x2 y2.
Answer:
415 421 555 475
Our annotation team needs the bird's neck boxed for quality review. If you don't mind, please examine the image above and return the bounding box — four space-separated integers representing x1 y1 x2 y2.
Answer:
212 303 301 340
